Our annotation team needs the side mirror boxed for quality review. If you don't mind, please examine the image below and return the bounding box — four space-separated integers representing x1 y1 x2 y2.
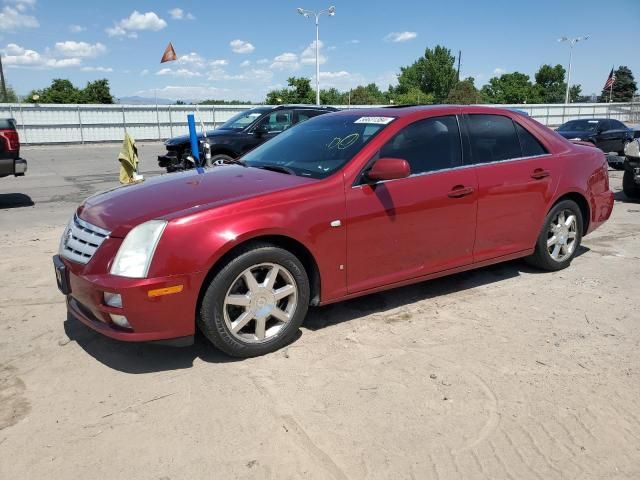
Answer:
253 124 268 136
366 157 411 182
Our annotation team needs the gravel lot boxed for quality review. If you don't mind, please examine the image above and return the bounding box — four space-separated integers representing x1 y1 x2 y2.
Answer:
1 143 639 479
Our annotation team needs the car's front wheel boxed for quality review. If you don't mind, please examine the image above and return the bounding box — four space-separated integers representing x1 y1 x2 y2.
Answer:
199 243 310 357
210 153 234 166
526 200 583 271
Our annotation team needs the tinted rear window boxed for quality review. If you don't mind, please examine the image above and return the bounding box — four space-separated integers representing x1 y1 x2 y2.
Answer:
515 122 547 157
467 114 521 163
0 119 16 130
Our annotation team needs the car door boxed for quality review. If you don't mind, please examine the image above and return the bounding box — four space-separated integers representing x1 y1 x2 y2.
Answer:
464 114 557 263
243 110 294 154
345 115 478 294
594 120 617 153
609 120 630 153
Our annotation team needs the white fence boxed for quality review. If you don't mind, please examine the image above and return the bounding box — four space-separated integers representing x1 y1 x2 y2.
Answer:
0 102 638 145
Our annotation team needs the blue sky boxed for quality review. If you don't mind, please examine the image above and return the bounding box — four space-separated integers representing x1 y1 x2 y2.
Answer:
1 0 639 102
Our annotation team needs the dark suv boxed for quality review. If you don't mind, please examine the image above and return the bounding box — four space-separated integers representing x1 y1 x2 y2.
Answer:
158 105 338 172
0 118 27 178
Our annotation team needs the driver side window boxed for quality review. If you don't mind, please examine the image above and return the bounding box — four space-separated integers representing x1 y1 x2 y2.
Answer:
259 110 293 133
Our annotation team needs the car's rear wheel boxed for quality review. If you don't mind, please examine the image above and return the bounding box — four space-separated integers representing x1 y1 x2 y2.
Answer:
199 243 310 357
623 170 640 199
526 200 583 271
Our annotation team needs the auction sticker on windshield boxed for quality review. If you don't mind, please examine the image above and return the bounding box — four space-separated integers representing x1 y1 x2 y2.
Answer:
354 116 395 125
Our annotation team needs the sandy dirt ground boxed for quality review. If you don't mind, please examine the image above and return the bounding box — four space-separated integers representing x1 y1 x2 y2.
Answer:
0 143 639 479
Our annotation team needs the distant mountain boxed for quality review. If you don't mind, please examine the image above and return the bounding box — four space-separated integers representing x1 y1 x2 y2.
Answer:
117 96 175 105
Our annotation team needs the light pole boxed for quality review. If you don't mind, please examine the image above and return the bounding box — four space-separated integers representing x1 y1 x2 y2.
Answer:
558 35 589 104
297 5 336 105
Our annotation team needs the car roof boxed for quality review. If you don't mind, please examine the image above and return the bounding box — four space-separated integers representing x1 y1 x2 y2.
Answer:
330 104 523 118
271 104 339 111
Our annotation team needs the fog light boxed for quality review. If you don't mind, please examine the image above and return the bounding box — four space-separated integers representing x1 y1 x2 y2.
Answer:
104 292 122 308
110 314 131 329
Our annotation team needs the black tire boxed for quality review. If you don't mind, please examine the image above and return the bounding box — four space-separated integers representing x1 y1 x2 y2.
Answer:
623 170 640 200
210 153 234 166
525 199 583 271
198 243 310 357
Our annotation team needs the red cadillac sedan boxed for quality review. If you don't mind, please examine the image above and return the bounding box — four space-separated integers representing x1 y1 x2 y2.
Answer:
53 106 614 357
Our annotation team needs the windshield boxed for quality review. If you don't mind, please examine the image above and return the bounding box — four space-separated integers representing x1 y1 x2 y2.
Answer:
242 114 395 179
558 120 600 132
219 109 269 130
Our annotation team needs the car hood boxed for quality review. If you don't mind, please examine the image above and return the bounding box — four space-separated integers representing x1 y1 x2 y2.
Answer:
78 166 314 237
164 128 235 146
556 130 595 140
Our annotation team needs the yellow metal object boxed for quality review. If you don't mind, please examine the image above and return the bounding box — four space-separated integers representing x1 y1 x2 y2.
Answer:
148 285 184 298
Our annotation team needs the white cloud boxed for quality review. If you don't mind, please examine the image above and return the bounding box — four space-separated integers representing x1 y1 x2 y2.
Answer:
81 66 113 72
136 85 229 101
384 31 417 43
177 52 206 69
69 24 85 33
240 60 250 68
1 43 82 68
0 3 39 32
256 58 269 65
346 39 360 45
140 69 149 76
210 59 228 67
493 67 506 76
55 41 107 58
209 68 273 82
230 39 254 54
156 67 202 78
270 52 299 70
168 8 195 20
301 40 327 65
318 70 366 90
106 10 166 37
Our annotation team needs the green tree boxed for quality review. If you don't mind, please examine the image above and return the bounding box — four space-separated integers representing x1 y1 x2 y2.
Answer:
2 84 19 102
81 79 114 104
445 77 480 104
533 64 566 103
389 86 433 105
265 77 315 105
349 83 387 105
28 79 80 103
320 87 346 105
396 45 457 103
481 72 536 104
600 66 637 102
569 84 583 103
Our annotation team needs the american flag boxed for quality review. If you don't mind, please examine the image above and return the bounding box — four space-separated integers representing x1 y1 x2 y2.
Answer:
603 68 616 90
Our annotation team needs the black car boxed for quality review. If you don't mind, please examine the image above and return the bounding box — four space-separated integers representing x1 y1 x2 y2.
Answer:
556 118 633 155
159 105 338 172
0 118 27 178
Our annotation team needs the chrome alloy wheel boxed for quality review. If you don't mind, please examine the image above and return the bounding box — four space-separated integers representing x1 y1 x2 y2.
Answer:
547 209 578 262
223 263 298 343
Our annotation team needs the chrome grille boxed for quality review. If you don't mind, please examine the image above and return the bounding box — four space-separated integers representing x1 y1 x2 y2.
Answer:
60 215 110 264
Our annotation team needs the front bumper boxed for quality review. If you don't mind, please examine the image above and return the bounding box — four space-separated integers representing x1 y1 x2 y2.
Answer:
54 254 204 344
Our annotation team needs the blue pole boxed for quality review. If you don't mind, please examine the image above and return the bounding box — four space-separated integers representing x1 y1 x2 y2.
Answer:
187 114 203 173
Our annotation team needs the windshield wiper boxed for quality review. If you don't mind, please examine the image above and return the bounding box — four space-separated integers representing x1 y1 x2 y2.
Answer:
256 164 296 176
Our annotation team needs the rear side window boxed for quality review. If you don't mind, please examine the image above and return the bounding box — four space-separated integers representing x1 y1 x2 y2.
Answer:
467 114 521 163
297 110 324 123
379 115 462 174
514 122 547 157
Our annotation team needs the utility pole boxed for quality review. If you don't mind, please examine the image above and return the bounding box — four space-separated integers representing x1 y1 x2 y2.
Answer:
457 50 461 82
0 54 8 103
558 35 589 104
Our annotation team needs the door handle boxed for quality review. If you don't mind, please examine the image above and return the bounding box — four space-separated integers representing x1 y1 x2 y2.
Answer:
531 169 550 180
447 185 475 198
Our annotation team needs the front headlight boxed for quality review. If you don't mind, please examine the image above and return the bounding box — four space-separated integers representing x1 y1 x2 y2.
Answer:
569 137 583 141
110 220 167 278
